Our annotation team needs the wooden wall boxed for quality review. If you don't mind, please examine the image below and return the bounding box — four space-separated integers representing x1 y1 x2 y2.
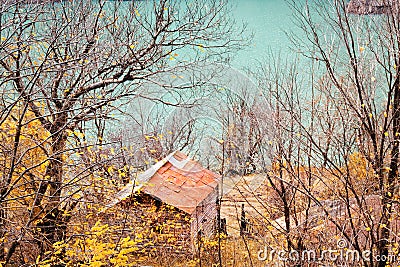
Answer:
190 186 219 244
104 190 219 254
107 193 192 254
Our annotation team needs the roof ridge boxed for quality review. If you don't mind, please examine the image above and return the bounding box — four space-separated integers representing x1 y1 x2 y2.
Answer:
137 150 178 183
169 155 191 169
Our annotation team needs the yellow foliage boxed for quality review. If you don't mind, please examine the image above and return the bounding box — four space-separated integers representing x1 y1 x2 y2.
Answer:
0 106 50 205
311 152 375 200
347 152 369 180
38 220 139 267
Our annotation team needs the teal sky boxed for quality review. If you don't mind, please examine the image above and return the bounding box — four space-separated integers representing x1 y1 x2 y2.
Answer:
232 0 297 68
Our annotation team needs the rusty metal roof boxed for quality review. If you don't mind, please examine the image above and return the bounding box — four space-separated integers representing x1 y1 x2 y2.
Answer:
105 151 220 214
143 151 220 214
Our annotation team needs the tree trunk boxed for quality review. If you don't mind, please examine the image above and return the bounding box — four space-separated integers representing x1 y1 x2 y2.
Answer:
0 205 5 261
33 114 68 246
378 79 400 267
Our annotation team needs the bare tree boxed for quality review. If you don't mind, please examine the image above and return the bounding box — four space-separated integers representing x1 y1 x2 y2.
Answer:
0 0 242 263
251 0 400 266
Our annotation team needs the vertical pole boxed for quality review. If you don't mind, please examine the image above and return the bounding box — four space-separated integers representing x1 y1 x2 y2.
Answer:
217 133 225 266
0 204 4 261
240 203 246 236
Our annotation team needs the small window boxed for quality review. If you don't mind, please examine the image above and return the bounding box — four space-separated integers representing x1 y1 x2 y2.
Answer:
200 204 205 213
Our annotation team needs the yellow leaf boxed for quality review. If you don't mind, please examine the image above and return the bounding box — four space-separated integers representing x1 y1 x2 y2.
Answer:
73 131 84 138
134 9 141 17
197 44 205 52
107 166 114 174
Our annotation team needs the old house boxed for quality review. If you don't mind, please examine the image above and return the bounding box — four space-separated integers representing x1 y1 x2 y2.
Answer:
106 151 220 252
